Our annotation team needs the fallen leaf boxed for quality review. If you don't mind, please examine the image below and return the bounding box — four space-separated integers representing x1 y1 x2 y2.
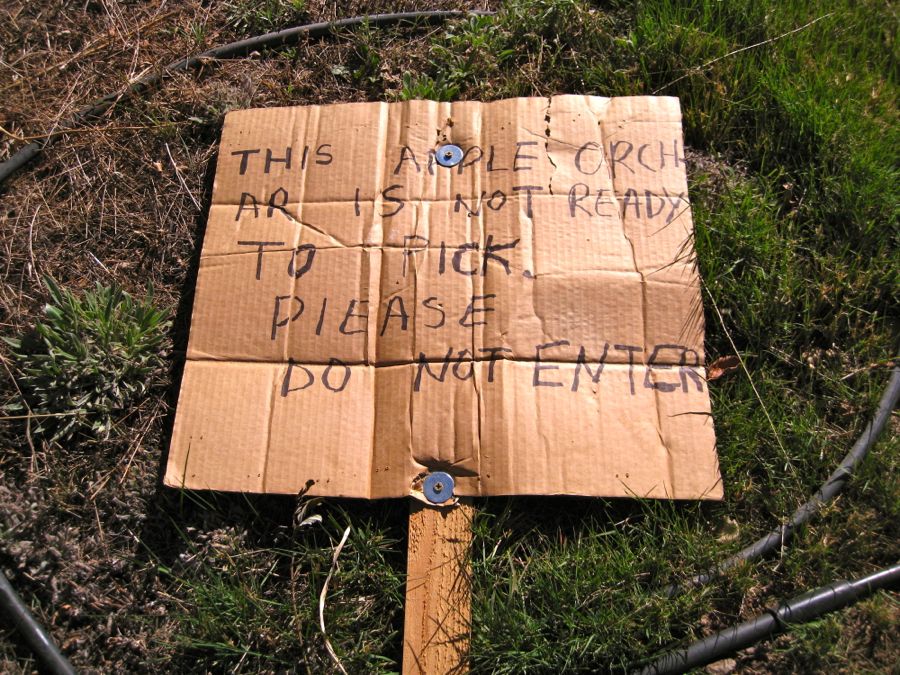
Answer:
708 355 740 381
715 516 740 543
706 658 737 674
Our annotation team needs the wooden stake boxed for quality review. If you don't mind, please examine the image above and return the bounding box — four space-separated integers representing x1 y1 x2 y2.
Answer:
403 498 474 675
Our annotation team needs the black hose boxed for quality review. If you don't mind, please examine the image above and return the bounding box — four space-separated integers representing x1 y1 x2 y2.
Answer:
0 10 493 187
667 367 900 596
636 561 900 675
0 569 76 675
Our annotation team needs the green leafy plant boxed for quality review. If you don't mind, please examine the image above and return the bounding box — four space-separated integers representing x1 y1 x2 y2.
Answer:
348 19 385 91
5 277 170 442
398 73 460 102
406 1 623 100
427 14 509 95
225 0 306 33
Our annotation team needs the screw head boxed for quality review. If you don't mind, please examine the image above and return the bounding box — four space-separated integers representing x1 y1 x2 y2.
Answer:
435 144 464 168
423 471 454 503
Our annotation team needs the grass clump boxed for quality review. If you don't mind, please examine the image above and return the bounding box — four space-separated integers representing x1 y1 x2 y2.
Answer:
5 277 169 442
399 73 460 102
158 499 405 672
401 1 629 100
471 499 718 672
226 0 306 34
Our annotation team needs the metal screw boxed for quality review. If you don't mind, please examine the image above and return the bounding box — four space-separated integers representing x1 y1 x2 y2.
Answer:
435 144 463 168
423 471 454 503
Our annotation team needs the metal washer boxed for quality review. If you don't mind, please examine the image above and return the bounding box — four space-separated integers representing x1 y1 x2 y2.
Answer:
423 471 455 503
435 144 464 168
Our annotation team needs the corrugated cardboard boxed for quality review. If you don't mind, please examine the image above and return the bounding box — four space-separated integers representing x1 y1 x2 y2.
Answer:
165 96 723 500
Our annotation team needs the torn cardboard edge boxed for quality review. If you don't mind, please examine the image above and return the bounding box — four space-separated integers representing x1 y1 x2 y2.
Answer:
165 95 723 501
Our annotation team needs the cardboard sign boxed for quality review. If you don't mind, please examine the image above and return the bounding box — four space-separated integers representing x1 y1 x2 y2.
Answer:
165 96 723 500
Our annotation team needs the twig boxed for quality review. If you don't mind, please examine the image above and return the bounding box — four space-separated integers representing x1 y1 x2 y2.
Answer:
653 14 834 94
87 251 111 275
27 206 39 279
0 412 80 421
165 142 202 210
840 359 898 381
0 122 190 142
0 123 24 141
319 525 351 675
117 402 162 486
88 399 158 500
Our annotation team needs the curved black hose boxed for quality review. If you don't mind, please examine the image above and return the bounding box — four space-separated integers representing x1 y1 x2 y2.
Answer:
636 561 900 675
0 570 76 675
0 10 493 187
667 367 900 596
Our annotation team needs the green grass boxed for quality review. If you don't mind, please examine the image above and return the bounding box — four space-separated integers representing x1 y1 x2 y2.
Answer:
148 495 406 672
471 499 722 672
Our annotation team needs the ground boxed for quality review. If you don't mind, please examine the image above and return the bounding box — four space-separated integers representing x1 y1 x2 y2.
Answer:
0 0 897 673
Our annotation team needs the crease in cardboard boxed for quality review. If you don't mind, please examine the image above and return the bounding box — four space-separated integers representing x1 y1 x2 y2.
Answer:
291 214 348 249
649 372 675 492
259 363 281 492
166 96 724 501
533 96 555 341
276 108 307 365
469 101 486 490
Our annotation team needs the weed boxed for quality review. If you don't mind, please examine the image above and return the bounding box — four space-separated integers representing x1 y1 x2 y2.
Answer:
428 15 508 96
170 21 210 50
4 277 169 442
186 21 209 49
398 73 459 102
353 21 381 90
225 0 306 34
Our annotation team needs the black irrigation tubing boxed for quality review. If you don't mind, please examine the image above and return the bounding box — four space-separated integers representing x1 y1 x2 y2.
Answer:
666 366 900 597
0 570 76 675
0 10 494 188
1 9 898 674
635 562 900 675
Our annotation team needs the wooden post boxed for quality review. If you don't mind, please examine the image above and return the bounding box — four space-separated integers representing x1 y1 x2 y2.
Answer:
403 498 474 674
